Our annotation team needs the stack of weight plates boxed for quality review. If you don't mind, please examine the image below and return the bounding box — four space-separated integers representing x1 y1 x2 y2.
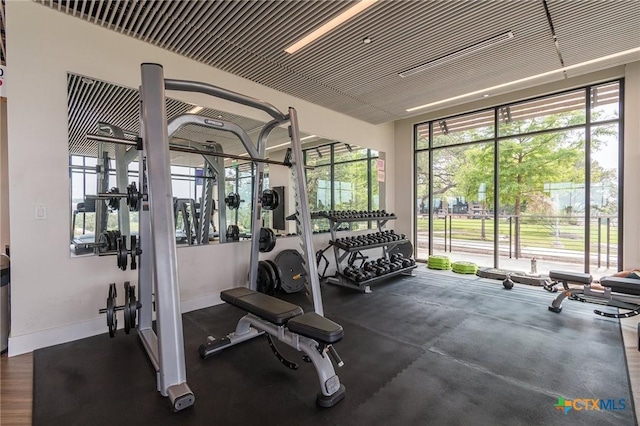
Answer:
427 255 451 270
451 261 478 274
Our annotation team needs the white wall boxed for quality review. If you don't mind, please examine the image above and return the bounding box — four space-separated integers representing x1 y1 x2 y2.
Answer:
5 1 394 355
623 62 640 267
0 98 8 251
393 63 640 265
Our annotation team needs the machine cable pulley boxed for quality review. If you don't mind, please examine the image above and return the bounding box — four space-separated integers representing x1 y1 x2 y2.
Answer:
97 182 146 211
260 189 279 211
98 282 140 338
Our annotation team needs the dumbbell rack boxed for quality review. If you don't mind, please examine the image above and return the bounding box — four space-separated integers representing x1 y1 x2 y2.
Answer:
322 212 417 293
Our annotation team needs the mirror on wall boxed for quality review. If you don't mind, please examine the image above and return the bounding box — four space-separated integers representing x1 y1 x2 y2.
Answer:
67 73 302 256
66 72 381 257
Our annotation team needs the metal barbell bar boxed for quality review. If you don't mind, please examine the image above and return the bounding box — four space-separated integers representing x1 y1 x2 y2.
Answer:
85 134 310 169
96 182 145 211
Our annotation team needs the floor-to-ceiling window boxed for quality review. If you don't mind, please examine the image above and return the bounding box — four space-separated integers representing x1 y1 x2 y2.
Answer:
414 81 622 276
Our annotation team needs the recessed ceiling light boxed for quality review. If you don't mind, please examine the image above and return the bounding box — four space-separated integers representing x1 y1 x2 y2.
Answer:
284 0 378 54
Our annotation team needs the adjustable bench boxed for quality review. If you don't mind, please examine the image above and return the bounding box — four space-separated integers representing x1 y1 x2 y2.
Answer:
548 270 640 319
199 287 346 407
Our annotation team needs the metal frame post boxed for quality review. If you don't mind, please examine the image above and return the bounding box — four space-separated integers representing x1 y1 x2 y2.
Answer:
289 108 324 316
140 63 194 410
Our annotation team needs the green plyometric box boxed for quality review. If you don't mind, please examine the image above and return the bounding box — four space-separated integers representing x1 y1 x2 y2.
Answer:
452 261 478 274
427 255 451 270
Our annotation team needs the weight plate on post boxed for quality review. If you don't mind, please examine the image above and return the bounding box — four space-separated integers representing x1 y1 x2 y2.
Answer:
274 250 306 294
256 261 276 295
123 282 137 334
107 187 120 210
98 231 110 253
265 260 282 293
130 235 138 270
262 261 278 295
106 283 117 338
116 236 128 271
259 228 276 253
261 189 279 211
124 282 132 334
224 193 241 210
127 182 140 211
226 225 240 241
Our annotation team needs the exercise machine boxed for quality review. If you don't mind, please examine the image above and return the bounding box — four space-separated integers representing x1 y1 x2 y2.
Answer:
199 288 346 407
151 64 346 406
92 63 340 410
547 270 640 318
476 267 552 286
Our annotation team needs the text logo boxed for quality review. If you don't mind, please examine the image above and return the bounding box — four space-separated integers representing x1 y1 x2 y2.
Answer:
554 397 626 414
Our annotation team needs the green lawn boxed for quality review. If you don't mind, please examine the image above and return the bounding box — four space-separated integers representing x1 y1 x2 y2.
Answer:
417 216 618 251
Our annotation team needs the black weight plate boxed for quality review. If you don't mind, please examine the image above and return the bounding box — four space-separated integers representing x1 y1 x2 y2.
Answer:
117 236 128 270
265 260 282 293
225 193 241 210
262 261 278 295
226 225 240 241
124 282 132 334
268 232 277 252
128 291 137 331
258 228 269 252
255 261 275 295
130 235 138 270
107 187 120 210
274 250 306 293
107 231 115 251
259 228 276 253
106 283 117 338
124 282 137 334
98 231 109 253
112 231 121 251
261 189 279 211
127 182 139 211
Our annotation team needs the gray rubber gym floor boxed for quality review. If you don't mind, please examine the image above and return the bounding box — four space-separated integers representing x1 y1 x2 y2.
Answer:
33 269 636 425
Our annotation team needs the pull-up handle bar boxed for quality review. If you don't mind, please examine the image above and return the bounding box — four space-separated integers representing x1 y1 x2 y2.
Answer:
164 79 288 123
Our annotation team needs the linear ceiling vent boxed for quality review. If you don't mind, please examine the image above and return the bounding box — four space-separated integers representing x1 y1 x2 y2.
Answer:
398 31 514 78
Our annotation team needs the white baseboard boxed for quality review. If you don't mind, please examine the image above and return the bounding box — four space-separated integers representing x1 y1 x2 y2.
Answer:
8 292 223 356
181 293 223 313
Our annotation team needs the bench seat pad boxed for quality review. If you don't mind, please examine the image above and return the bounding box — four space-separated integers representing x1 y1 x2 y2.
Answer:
287 312 343 344
600 277 640 296
221 287 303 325
549 270 592 284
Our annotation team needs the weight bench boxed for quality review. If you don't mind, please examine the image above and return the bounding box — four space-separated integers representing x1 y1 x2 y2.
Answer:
548 270 640 319
198 287 346 407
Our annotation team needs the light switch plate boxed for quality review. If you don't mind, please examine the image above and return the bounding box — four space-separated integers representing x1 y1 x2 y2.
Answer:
34 204 47 220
